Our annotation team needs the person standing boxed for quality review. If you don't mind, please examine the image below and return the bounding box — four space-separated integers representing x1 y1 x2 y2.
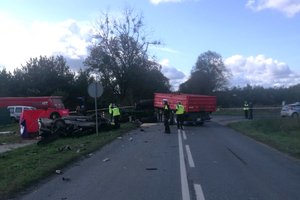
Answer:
176 102 185 129
248 102 253 120
112 104 121 128
109 103 113 122
243 101 249 119
163 100 171 134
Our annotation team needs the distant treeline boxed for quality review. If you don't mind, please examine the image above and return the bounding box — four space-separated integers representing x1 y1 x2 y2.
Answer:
215 84 300 108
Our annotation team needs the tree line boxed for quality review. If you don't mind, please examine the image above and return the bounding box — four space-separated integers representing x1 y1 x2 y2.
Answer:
0 9 299 110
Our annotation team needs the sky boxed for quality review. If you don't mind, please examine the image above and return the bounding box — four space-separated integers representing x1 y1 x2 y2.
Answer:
0 0 300 90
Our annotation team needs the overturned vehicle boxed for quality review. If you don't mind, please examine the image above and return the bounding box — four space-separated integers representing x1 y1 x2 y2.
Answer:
37 115 113 144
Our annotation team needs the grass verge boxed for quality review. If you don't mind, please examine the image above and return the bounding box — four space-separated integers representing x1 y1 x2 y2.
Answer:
228 118 300 159
0 123 136 200
0 123 21 144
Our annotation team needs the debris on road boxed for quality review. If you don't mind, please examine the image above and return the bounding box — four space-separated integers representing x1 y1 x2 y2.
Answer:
85 153 93 158
58 145 72 152
129 137 133 142
117 137 123 140
103 158 110 162
62 177 71 181
55 170 62 174
146 168 158 171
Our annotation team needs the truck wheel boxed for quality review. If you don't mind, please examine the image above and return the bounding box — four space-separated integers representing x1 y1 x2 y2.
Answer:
50 112 61 120
292 113 299 118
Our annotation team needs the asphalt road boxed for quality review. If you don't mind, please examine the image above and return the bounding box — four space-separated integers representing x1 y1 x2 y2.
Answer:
17 121 300 200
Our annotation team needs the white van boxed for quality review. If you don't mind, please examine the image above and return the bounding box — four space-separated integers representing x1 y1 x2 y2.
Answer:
7 106 36 122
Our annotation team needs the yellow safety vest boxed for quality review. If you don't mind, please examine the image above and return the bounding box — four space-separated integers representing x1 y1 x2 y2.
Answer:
243 104 249 110
176 104 185 115
112 107 120 117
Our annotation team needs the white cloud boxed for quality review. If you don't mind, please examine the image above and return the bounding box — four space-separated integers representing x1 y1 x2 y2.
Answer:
246 0 300 17
149 0 184 5
0 13 92 71
159 59 187 90
150 46 181 54
225 54 300 87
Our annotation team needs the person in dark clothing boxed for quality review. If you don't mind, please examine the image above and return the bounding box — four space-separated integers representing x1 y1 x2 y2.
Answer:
163 100 171 134
248 102 253 120
243 101 249 119
175 102 185 129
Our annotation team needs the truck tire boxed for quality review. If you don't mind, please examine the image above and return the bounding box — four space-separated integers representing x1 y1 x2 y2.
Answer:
292 112 299 118
54 119 66 129
50 112 61 120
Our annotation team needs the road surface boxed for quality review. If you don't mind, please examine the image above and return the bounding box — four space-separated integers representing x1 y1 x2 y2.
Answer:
17 121 300 200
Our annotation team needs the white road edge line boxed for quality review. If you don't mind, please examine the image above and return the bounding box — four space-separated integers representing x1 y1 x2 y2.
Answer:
185 145 195 168
182 130 187 140
178 129 191 200
194 184 206 200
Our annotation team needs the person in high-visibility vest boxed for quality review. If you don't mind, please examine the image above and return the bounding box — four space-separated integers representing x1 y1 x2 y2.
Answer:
163 99 171 134
176 102 185 130
243 101 249 119
112 104 121 128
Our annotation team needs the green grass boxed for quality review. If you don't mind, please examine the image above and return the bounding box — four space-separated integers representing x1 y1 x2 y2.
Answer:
0 123 136 200
0 123 21 144
228 118 300 159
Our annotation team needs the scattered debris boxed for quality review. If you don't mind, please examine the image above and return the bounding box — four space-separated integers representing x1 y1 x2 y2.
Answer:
58 145 72 152
133 119 142 127
62 177 71 181
140 128 144 132
129 137 133 142
103 158 110 162
76 149 81 153
146 168 158 171
85 153 93 158
117 137 123 140
55 170 62 174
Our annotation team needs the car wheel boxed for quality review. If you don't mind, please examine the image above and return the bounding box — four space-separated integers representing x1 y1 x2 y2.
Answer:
292 113 299 118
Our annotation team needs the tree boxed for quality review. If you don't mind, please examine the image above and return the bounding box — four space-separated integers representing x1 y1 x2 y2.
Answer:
84 8 170 104
179 51 231 95
0 68 13 96
10 55 75 98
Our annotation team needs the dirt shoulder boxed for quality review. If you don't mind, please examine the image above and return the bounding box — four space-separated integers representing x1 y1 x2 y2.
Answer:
0 139 37 154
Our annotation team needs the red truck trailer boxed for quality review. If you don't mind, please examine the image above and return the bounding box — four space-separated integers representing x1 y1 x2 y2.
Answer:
0 96 69 137
154 93 217 125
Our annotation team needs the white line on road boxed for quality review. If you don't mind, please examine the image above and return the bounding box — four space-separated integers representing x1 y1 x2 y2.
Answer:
185 145 195 168
194 184 205 200
178 129 191 200
182 130 187 140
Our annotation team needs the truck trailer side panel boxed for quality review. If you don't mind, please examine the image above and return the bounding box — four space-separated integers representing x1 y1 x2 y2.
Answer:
154 93 216 112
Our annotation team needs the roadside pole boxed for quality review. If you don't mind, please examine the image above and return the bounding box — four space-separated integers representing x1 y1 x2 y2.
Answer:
88 82 103 135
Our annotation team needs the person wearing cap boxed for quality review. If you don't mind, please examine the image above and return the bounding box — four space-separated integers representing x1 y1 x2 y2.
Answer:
163 100 171 133
176 101 185 129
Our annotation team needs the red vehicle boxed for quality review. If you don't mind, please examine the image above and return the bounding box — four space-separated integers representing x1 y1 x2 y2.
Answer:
154 93 217 125
0 96 69 137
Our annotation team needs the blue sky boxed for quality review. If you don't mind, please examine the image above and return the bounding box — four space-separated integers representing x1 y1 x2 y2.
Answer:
0 0 300 90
